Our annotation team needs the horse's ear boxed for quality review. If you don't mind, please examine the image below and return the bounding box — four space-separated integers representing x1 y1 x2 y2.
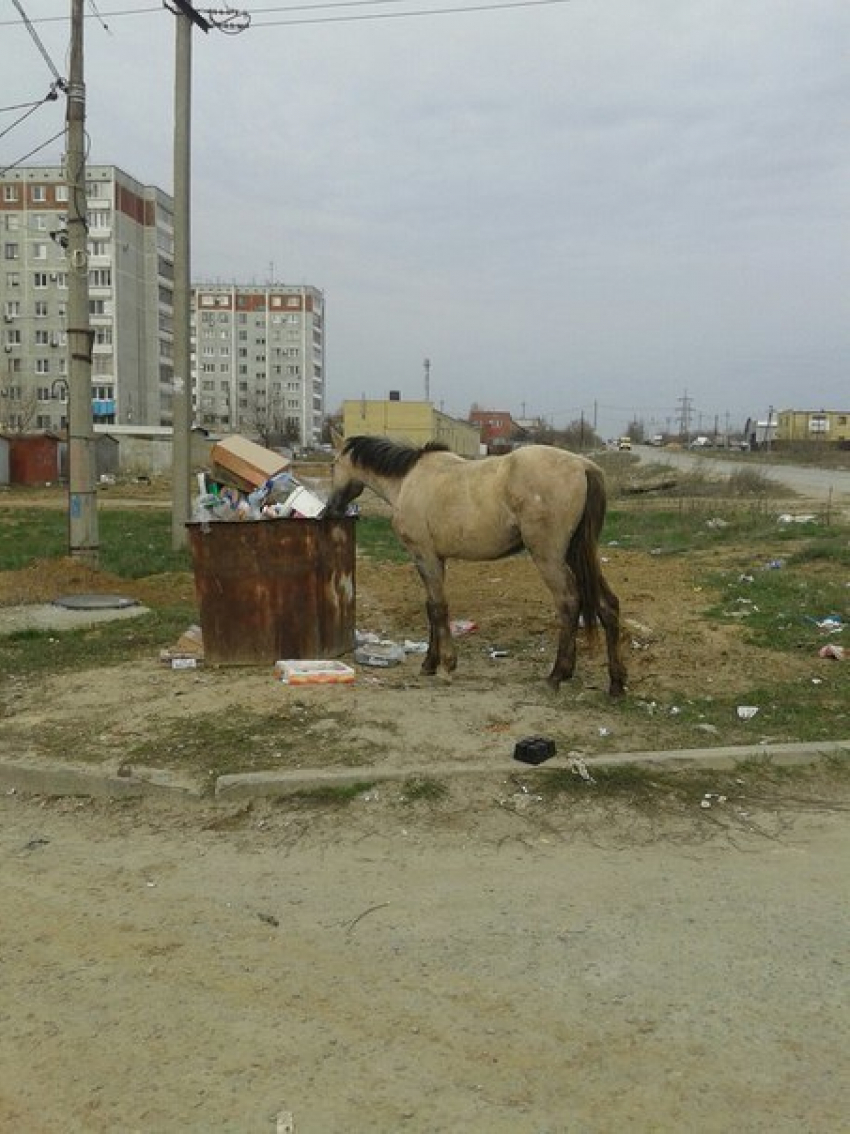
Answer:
329 426 345 452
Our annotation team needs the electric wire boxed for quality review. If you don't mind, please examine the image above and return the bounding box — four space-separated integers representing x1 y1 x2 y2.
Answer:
248 0 568 27
0 129 66 176
10 0 66 83
0 0 570 26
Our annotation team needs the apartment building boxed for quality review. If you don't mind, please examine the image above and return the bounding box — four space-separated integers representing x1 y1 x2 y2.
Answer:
191 283 325 449
0 164 174 432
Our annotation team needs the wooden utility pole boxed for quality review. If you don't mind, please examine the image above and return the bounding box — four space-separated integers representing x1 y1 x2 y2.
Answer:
66 0 98 564
169 0 209 550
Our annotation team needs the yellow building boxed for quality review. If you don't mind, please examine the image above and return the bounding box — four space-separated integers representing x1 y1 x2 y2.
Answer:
776 409 850 446
341 399 481 458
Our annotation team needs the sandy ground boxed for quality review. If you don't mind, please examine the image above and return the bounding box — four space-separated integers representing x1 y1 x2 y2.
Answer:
1 482 849 1131
0 545 837 783
1 786 848 1133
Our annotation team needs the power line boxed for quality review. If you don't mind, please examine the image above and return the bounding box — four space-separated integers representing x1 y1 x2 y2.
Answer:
0 128 67 176
10 0 66 83
249 0 571 26
0 83 66 144
0 0 571 27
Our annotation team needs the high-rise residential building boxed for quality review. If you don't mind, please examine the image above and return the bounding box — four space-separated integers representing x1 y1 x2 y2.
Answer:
191 283 326 449
0 164 174 433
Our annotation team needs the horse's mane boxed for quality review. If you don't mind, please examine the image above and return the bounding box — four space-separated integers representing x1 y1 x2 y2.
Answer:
342 435 450 478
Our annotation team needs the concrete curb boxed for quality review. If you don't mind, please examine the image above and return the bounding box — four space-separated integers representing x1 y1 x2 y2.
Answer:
0 760 202 801
214 739 850 801
1 740 847 804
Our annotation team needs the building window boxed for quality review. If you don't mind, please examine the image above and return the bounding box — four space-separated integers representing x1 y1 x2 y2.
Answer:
35 329 50 346
3 186 19 202
4 215 20 231
56 185 69 202
4 244 19 260
5 272 20 288
35 358 50 374
33 272 49 289
89 267 112 287
5 329 21 345
32 242 48 260
34 301 48 317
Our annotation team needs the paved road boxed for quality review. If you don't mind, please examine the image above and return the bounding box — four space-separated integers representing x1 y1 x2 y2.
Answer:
633 445 850 507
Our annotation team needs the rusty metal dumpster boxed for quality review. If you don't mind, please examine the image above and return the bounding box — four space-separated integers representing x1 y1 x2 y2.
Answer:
186 517 356 665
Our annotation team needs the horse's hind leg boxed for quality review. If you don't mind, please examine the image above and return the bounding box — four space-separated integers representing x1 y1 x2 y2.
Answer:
526 547 581 690
598 574 627 698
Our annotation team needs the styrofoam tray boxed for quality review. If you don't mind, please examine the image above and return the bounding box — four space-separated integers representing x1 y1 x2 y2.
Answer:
274 660 356 685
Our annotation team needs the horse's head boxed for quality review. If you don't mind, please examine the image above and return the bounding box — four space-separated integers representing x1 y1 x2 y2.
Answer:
325 445 365 516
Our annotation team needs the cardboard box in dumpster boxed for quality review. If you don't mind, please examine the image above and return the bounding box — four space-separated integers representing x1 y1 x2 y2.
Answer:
211 435 290 493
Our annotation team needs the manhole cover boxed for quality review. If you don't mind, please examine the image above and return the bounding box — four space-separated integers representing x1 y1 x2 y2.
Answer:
53 594 139 611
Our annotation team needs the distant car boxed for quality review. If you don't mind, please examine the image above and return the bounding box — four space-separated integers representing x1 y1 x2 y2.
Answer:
649 434 664 446
618 436 632 451
689 436 711 449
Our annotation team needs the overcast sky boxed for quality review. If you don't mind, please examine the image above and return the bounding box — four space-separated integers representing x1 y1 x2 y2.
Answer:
3 1 848 438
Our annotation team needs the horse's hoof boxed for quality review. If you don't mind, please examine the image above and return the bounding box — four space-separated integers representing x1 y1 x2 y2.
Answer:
609 682 626 699
545 674 562 691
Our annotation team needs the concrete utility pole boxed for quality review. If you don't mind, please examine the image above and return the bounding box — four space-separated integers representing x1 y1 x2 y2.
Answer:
169 0 209 551
66 0 98 564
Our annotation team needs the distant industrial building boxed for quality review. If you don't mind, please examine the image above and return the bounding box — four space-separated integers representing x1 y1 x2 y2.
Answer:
1 164 175 433
191 283 325 449
342 396 480 456
775 408 850 447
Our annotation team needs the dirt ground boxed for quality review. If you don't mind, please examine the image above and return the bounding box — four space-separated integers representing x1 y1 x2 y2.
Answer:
1 780 848 1133
1 488 849 1131
0 534 835 784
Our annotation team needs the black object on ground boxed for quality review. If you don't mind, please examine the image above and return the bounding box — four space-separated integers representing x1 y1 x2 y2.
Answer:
513 736 557 765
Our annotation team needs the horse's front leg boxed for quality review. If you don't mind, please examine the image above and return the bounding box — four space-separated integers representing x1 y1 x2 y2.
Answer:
413 556 455 677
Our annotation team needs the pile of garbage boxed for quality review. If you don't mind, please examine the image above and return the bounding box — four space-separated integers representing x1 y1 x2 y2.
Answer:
193 435 327 523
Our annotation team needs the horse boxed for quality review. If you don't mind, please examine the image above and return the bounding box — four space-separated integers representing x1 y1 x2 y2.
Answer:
326 435 627 698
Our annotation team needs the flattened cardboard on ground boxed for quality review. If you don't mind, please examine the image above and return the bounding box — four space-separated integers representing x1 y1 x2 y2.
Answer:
210 435 290 492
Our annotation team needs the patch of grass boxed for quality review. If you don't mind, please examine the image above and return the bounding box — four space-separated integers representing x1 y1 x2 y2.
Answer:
604 504 846 558
0 605 197 677
0 506 192 576
354 514 408 562
785 534 850 567
535 752 850 805
281 781 377 807
401 776 450 803
120 704 363 781
706 560 850 654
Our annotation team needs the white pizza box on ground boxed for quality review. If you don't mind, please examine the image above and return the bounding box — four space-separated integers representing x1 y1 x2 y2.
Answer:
210 435 290 493
274 659 356 685
280 485 326 519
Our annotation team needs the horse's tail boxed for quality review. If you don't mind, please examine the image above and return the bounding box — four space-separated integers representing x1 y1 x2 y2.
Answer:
566 465 607 636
